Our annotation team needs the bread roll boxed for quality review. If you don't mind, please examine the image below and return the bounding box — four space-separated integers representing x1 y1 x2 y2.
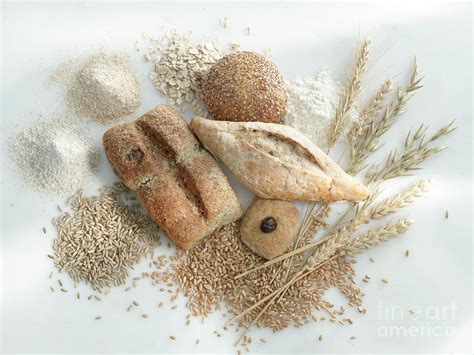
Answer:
241 198 301 260
202 51 287 123
190 116 370 202
103 105 243 250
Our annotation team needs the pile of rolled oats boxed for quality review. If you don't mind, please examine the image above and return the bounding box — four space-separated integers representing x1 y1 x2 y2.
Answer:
142 30 222 116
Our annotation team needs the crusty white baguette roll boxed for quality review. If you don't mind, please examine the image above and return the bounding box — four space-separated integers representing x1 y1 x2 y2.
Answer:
190 117 370 201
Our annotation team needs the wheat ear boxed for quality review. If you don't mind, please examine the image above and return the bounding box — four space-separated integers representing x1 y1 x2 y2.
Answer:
345 218 413 256
347 58 423 175
348 79 393 141
369 179 431 219
327 38 370 148
366 121 456 182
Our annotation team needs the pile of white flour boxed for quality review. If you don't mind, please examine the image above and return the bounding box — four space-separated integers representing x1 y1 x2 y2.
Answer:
9 118 100 196
283 68 358 148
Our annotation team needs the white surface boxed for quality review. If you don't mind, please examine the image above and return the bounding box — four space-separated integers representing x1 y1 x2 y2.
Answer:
1 1 472 354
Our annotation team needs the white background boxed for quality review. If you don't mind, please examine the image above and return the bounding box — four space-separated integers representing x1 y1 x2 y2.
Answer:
1 1 472 354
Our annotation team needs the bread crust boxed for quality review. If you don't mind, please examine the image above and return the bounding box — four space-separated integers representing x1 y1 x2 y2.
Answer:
103 105 243 250
190 117 370 201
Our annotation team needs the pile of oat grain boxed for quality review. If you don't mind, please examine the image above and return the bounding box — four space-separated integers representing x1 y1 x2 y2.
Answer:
142 30 222 116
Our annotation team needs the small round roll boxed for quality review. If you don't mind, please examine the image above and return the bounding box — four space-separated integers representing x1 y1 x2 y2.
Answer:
240 198 300 260
202 51 287 123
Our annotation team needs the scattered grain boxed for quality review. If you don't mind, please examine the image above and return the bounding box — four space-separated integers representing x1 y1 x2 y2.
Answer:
221 17 229 28
229 42 241 51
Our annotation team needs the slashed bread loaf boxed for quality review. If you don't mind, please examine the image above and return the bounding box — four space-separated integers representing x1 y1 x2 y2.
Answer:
190 116 370 201
103 105 243 250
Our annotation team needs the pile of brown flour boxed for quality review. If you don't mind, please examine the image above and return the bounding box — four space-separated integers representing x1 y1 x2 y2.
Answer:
53 51 141 123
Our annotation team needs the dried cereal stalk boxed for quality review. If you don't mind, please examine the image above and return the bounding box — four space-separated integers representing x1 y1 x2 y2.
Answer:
369 179 431 219
345 218 413 256
281 202 330 281
302 200 373 271
228 253 341 330
366 121 456 182
327 39 371 148
347 58 423 175
348 79 393 140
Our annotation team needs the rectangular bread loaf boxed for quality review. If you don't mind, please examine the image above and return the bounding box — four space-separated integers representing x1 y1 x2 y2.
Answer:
103 105 243 250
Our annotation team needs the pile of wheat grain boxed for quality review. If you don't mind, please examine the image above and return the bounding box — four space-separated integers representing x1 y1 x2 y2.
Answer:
50 183 160 291
145 222 364 332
